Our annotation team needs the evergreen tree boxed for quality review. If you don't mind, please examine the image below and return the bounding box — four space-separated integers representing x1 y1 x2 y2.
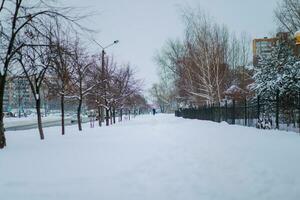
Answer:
252 39 297 97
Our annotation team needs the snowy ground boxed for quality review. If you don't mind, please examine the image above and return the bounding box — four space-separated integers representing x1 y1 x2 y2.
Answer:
1 114 300 200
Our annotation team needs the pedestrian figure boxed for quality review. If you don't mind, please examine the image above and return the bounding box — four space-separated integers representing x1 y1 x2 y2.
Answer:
152 108 156 115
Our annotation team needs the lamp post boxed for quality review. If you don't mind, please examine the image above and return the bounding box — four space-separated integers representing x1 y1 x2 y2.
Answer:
93 40 119 126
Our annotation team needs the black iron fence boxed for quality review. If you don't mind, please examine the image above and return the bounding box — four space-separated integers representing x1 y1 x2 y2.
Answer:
175 95 300 133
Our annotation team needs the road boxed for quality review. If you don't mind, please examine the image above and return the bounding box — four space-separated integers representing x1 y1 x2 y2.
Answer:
5 116 90 131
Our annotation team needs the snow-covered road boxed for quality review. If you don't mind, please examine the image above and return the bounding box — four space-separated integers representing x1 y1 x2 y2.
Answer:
1 114 300 200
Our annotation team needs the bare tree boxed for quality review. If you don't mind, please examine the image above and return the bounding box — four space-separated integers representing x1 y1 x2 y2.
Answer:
89 55 117 126
128 93 149 115
46 27 74 135
0 0 83 148
109 64 141 122
149 83 170 113
86 56 142 124
154 8 252 108
153 40 181 112
69 39 94 131
17 25 54 140
86 55 105 126
86 55 119 127
275 0 300 33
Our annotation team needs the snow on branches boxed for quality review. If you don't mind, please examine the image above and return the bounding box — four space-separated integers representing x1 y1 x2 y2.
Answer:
251 39 300 97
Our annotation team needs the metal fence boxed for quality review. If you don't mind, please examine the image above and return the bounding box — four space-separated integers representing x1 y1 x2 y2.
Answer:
175 95 300 133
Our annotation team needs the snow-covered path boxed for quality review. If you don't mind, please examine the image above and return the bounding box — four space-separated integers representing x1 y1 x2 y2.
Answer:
1 114 300 200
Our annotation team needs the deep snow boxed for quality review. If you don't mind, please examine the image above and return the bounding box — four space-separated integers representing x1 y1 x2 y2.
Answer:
0 114 300 200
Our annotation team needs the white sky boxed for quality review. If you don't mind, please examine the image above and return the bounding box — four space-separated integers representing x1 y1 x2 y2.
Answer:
63 0 278 89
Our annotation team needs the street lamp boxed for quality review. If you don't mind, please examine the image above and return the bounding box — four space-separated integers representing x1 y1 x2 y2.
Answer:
93 39 119 81
93 39 119 52
93 39 119 126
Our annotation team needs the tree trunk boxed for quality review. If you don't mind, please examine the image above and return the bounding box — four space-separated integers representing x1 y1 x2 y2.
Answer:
36 97 45 140
106 107 109 126
101 107 105 124
129 109 131 120
61 94 65 135
110 109 113 125
77 98 82 131
113 107 116 124
98 106 102 127
18 95 22 118
44 99 47 117
120 108 123 122
0 75 6 149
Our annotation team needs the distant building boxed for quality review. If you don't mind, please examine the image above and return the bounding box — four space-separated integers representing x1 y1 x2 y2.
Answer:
3 76 34 113
3 75 76 115
253 32 289 65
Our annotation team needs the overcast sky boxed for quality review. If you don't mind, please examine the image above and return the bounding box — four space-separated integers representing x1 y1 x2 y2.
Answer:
63 0 278 89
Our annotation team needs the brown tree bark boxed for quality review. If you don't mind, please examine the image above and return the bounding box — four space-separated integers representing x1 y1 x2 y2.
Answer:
113 107 116 124
77 98 82 131
97 106 102 127
36 97 45 140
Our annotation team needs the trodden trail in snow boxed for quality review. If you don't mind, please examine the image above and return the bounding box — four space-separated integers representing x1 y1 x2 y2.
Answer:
0 114 300 200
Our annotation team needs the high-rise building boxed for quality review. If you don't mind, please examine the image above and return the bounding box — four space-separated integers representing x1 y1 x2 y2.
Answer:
252 32 289 65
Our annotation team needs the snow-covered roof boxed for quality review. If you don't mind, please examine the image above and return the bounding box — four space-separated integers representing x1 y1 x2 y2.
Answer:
224 85 243 95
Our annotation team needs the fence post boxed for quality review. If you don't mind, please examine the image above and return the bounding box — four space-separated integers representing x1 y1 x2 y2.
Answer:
257 95 260 120
218 102 221 123
211 103 214 121
276 89 279 129
225 100 228 122
232 99 235 125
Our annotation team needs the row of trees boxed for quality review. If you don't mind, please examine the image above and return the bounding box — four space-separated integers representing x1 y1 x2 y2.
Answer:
152 0 300 109
153 0 300 129
152 7 252 110
0 0 147 149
